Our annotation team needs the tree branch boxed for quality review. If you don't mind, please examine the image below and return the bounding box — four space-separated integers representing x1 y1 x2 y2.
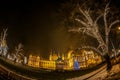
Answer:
104 3 110 31
84 9 93 25
79 7 93 26
75 18 89 27
2 28 8 41
108 20 120 33
94 14 103 26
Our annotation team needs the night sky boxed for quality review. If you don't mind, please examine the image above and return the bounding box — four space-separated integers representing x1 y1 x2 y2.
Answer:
0 0 72 58
0 0 120 58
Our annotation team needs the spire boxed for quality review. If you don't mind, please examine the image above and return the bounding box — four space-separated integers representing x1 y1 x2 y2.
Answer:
62 53 65 60
49 49 52 61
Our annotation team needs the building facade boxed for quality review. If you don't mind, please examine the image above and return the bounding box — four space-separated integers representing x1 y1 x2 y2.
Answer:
27 49 102 70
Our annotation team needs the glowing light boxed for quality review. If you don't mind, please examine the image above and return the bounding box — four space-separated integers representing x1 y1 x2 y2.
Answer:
27 49 102 70
118 26 120 30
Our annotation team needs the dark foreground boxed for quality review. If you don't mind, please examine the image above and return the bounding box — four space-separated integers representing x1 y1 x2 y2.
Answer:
0 56 106 80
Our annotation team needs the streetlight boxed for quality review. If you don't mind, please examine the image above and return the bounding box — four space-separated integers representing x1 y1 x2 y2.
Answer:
117 26 120 30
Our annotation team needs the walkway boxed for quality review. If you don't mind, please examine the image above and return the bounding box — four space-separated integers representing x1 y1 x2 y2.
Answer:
67 65 107 80
67 64 120 80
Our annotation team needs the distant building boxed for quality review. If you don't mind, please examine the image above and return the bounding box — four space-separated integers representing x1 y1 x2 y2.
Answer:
73 49 102 68
40 60 56 70
28 55 40 67
28 54 56 70
27 49 102 70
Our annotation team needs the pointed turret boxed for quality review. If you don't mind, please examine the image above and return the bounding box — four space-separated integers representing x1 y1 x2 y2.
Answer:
49 49 52 61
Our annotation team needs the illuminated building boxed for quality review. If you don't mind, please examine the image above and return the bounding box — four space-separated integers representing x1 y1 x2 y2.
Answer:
27 49 102 70
73 49 102 68
62 49 74 70
28 54 56 70
49 53 58 61
40 60 56 70
28 55 40 67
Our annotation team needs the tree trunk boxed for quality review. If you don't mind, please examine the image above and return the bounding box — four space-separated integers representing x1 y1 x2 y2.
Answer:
104 53 112 72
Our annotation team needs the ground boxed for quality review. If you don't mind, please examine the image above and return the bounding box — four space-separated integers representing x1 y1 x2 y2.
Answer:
1 56 120 80
104 64 120 80
68 63 120 80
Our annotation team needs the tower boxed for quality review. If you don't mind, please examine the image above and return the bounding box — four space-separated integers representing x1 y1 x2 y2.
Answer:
49 49 52 61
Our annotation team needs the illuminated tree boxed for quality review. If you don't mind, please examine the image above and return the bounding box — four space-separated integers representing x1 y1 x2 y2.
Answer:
0 29 8 57
57 0 99 48
14 43 24 63
68 2 120 72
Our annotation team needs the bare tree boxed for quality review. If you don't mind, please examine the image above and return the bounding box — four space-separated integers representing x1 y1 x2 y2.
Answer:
69 3 120 72
14 43 24 62
0 29 8 57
